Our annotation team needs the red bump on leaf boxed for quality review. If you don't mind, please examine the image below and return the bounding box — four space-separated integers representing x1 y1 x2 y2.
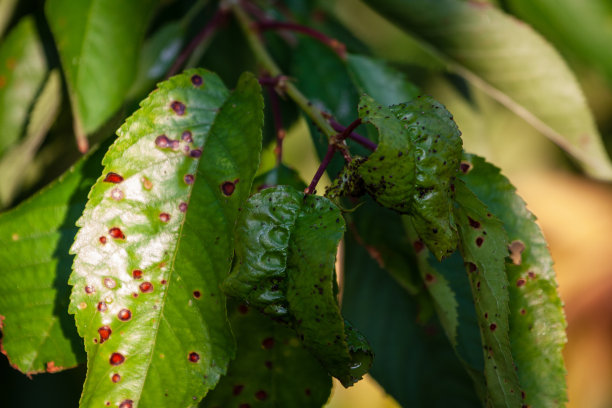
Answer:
111 373 121 383
159 213 170 222
99 236 107 244
85 285 95 294
179 202 188 212
119 400 133 408
188 352 200 363
233 385 244 395
468 216 481 229
139 282 153 293
109 352 125 366
490 323 497 331
191 74 203 86
132 269 143 279
181 130 193 142
184 174 195 185
255 390 268 401
516 278 526 287
118 309 132 321
109 227 125 240
193 290 201 299
190 149 202 158
261 337 274 349
155 134 170 148
413 240 425 253
475 237 484 247
171 101 186 115
104 278 116 289
103 172 124 183
97 302 107 312
221 179 239 196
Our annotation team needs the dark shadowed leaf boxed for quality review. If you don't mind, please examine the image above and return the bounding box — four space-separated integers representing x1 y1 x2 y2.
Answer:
69 69 263 407
201 302 332 408
459 153 567 407
341 233 480 407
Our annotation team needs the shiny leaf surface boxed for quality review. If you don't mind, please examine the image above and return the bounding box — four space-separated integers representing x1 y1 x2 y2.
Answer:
357 94 462 260
460 153 567 407
70 69 263 407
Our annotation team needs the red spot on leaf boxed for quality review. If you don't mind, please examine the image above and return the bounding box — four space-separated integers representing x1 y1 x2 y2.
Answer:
221 179 239 196
191 74 203 86
265 361 273 369
475 237 484 247
85 285 95 294
468 217 481 229
188 352 200 363
255 390 268 401
155 134 170 148
97 302 107 312
516 278 526 287
490 323 497 331
119 400 133 408
98 326 112 343
171 101 186 115
262 337 274 349
109 227 125 240
181 130 193 142
132 270 143 279
103 172 124 183
193 290 201 299
118 309 132 321
139 282 153 293
238 304 249 314
99 236 107 244
109 353 125 366
179 202 188 212
425 273 435 283
233 384 244 395
190 149 202 158
184 174 195 185
413 240 425 253
159 213 170 222
111 373 121 383
45 361 61 373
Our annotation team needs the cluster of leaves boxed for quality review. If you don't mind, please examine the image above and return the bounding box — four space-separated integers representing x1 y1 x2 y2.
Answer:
0 0 609 407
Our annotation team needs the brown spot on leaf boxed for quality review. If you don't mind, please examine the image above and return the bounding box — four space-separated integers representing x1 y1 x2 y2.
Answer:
468 217 481 229
45 361 61 373
460 161 472 174
221 179 239 196
255 390 268 401
475 237 484 247
516 278 526 287
413 240 425 253
490 323 497 331
193 290 201 299
509 240 525 265
262 337 274 349
425 273 435 283
142 177 153 190
233 384 244 395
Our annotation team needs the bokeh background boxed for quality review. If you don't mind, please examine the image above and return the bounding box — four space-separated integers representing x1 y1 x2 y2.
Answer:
1 0 612 407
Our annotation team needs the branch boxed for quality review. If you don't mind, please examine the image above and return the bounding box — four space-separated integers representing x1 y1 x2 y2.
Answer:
166 9 228 78
305 144 335 195
231 3 337 140
329 118 377 151
256 21 346 59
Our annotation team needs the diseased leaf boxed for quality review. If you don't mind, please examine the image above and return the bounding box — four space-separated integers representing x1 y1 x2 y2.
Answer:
453 181 522 407
357 94 462 260
224 186 371 387
0 16 47 158
459 153 567 407
46 0 159 139
346 54 419 105
70 69 263 407
0 140 109 375
0 70 62 207
364 0 612 179
324 157 366 201
342 232 480 407
201 302 332 408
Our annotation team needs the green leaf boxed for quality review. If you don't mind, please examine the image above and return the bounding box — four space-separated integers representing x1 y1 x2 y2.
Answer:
357 94 462 260
346 54 419 105
0 16 47 158
459 153 567 407
342 233 480 407
364 0 612 179
201 302 332 408
45 0 159 138
127 22 185 101
0 140 109 375
69 69 263 407
224 186 371 387
453 181 522 407
0 70 62 207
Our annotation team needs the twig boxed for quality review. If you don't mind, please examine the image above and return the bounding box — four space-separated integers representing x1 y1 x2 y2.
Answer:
256 20 346 59
329 118 377 151
166 9 227 78
305 144 335 195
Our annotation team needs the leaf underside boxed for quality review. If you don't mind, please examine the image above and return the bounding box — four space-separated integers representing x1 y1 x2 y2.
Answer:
459 153 567 407
69 69 263 407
